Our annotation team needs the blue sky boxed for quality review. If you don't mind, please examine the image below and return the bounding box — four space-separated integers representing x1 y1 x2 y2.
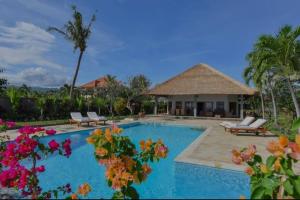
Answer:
0 0 300 87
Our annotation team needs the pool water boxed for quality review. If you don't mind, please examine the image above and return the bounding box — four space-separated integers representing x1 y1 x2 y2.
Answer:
37 123 250 199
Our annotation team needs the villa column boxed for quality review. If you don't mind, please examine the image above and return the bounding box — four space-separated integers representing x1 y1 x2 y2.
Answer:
166 99 169 115
240 95 244 119
154 96 158 115
193 95 197 117
171 100 176 115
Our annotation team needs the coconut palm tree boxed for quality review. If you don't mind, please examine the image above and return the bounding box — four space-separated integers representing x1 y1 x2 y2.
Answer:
48 5 96 97
6 88 20 116
254 26 300 118
36 96 47 120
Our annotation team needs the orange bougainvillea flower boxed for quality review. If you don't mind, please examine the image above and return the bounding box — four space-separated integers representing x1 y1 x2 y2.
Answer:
96 147 108 156
86 136 96 144
260 164 268 174
93 129 103 136
70 194 78 200
140 140 146 151
105 128 113 143
77 183 91 196
145 139 153 151
232 149 243 165
266 141 285 157
296 134 300 145
278 135 289 148
274 158 281 172
244 167 254 176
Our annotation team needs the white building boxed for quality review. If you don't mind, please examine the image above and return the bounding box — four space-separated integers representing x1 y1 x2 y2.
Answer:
148 64 257 119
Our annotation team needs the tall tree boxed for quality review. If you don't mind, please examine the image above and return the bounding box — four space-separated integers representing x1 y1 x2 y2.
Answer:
48 5 96 97
254 26 300 118
104 75 122 116
0 68 7 94
125 75 151 115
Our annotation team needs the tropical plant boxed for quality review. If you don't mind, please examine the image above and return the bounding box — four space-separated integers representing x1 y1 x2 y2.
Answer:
0 68 7 95
103 75 122 116
75 96 84 112
48 5 96 97
6 88 21 116
113 97 127 115
253 25 300 119
93 97 106 115
0 126 72 199
36 96 47 120
125 75 151 115
232 118 300 199
86 125 168 199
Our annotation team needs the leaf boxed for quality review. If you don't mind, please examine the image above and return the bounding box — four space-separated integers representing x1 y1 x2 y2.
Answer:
266 156 276 169
283 180 294 195
292 118 300 131
251 186 265 199
254 155 263 163
125 186 139 199
112 191 124 199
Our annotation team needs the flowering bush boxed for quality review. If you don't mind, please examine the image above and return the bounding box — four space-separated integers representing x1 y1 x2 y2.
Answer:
232 119 300 199
87 124 168 199
0 126 72 199
0 118 16 132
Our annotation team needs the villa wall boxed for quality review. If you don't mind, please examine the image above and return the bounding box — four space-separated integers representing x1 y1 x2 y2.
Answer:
166 94 239 117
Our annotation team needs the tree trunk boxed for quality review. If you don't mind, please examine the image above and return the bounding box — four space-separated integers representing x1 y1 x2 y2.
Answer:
70 51 84 97
98 107 101 115
259 90 265 119
269 87 278 126
287 78 300 117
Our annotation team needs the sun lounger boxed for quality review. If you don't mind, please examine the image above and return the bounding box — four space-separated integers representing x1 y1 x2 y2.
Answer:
69 112 92 127
229 119 268 136
87 112 107 125
220 116 255 130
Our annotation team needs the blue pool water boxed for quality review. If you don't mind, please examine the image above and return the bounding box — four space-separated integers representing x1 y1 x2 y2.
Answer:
36 123 250 199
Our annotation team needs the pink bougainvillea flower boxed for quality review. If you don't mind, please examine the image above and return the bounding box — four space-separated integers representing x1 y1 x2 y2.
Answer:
5 121 16 128
63 139 72 157
18 126 36 135
45 129 56 135
0 118 4 125
241 145 256 162
35 165 45 172
288 142 300 160
232 149 243 165
48 140 60 151
34 127 45 132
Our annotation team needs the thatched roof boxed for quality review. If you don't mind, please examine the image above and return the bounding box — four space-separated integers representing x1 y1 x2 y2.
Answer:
80 76 108 90
148 63 257 96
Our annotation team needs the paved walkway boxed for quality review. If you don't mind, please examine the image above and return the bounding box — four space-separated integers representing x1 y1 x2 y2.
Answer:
143 117 278 171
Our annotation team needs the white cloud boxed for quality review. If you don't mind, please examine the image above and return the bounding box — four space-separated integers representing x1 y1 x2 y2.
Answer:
5 67 67 87
0 22 63 69
0 22 69 87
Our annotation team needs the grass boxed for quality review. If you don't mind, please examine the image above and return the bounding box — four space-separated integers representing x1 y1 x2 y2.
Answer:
15 119 69 127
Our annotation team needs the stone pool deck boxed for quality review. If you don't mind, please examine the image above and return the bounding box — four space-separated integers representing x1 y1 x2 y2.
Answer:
0 117 284 172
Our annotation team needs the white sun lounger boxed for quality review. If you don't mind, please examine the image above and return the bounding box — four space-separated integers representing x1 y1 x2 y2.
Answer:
229 119 268 136
220 116 255 129
87 112 107 125
70 112 92 127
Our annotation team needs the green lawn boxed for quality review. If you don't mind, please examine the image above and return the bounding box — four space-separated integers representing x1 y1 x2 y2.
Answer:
15 119 69 127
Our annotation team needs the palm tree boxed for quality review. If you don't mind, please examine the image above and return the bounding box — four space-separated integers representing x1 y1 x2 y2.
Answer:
94 97 106 115
245 50 279 124
254 26 300 118
243 65 265 119
6 88 20 116
48 5 96 97
36 96 47 120
104 75 121 116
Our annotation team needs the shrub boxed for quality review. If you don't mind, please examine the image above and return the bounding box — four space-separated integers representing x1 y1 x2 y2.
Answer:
232 118 300 199
87 125 168 199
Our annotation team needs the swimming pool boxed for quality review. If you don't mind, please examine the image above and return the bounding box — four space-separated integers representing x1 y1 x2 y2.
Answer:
37 122 250 198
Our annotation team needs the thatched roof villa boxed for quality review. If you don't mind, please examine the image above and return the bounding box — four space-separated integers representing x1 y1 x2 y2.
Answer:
148 63 257 119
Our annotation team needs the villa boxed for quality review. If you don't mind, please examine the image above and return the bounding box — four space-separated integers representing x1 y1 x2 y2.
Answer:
80 76 109 90
148 63 257 119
